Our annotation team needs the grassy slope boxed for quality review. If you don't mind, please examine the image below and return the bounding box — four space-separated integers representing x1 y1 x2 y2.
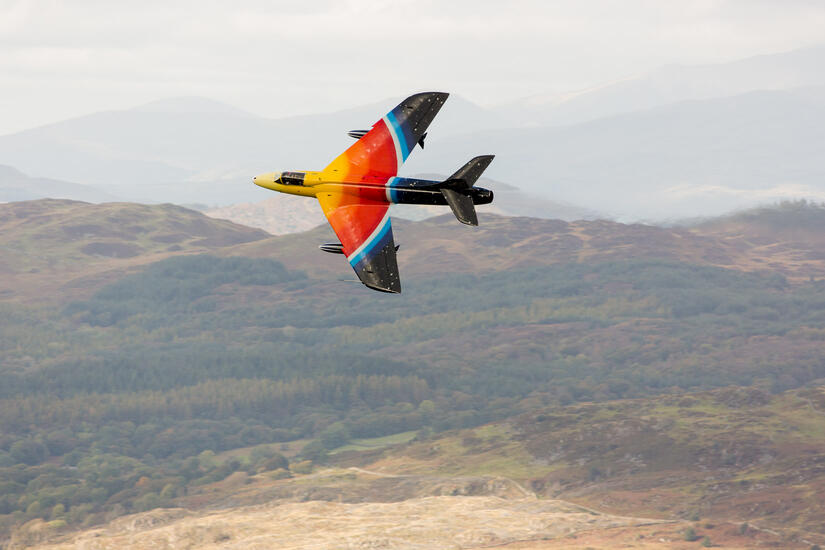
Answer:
16 387 822 549
348 386 825 541
4 199 825 304
231 205 825 284
0 200 268 302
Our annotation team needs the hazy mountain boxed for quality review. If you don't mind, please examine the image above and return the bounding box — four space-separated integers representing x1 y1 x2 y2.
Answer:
419 87 825 220
0 164 120 203
1 47 823 219
495 44 825 126
0 95 503 206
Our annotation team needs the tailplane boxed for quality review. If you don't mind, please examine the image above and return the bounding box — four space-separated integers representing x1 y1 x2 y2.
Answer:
440 155 494 226
443 155 495 189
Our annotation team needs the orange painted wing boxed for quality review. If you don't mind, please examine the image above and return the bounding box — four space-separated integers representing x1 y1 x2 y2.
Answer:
317 190 400 293
321 92 449 185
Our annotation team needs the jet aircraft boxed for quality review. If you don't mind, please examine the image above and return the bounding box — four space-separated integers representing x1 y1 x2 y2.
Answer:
253 92 494 293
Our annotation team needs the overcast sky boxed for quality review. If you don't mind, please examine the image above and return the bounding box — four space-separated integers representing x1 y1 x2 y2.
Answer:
1 0 824 135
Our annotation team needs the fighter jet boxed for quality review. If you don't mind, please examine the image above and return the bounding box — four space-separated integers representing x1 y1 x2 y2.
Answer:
253 92 494 293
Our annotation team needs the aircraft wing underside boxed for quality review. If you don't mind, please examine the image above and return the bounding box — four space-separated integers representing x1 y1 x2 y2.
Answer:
317 190 400 293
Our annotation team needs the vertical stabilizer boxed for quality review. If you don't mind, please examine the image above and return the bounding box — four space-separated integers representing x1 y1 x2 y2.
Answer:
444 155 495 188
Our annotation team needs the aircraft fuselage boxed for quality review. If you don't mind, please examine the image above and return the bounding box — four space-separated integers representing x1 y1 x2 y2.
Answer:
253 171 494 207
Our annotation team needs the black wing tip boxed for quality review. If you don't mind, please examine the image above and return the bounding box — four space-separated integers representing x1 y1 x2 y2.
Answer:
363 282 402 294
408 91 450 103
353 238 402 294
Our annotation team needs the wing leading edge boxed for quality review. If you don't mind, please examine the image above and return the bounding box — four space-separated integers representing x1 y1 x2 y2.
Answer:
321 92 449 184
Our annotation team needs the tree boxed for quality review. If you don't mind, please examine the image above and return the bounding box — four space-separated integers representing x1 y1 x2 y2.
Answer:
50 504 65 520
418 400 437 423
160 483 178 500
319 423 351 450
10 440 48 465
261 453 289 472
25 501 42 519
300 440 327 462
134 492 161 512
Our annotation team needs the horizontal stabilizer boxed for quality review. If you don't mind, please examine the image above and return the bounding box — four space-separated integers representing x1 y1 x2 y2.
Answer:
347 130 369 140
441 188 478 226
418 132 427 149
446 155 495 188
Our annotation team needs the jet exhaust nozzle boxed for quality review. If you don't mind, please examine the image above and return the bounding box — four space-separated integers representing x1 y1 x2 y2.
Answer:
319 243 345 254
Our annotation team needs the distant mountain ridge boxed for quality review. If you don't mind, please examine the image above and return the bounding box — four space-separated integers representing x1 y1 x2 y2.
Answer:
0 45 823 219
418 86 825 220
0 165 120 203
0 94 503 206
495 44 825 126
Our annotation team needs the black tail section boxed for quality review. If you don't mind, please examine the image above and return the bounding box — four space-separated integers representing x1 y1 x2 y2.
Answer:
441 187 478 226
440 155 494 226
444 155 495 189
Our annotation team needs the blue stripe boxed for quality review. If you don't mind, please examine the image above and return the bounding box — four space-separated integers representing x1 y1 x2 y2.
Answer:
386 111 410 160
348 218 392 267
388 177 400 203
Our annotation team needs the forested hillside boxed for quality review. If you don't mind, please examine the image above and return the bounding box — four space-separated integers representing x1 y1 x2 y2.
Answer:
2 199 825 544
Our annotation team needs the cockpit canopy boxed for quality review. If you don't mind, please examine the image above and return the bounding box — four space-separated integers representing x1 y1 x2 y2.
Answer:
280 171 306 186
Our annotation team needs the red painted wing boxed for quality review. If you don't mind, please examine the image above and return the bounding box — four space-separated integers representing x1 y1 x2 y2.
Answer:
317 190 400 293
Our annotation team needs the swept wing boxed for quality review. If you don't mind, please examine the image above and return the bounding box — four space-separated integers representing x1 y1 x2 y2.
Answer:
317 92 449 292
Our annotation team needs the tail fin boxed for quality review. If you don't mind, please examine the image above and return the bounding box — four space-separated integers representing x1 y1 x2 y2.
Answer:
443 155 495 189
441 187 478 225
440 155 494 226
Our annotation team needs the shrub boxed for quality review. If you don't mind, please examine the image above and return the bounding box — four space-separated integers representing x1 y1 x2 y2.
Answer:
319 423 351 450
261 453 289 472
290 460 313 475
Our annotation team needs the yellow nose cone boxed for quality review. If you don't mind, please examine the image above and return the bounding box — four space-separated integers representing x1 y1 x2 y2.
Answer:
253 172 279 190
